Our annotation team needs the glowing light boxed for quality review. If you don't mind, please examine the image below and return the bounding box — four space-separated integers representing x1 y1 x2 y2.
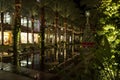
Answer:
20 60 32 66
85 11 90 17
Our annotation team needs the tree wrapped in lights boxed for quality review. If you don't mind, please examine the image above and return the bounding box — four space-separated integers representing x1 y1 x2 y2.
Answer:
13 0 21 66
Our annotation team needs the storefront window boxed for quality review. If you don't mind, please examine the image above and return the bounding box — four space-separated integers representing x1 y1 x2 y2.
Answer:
0 31 12 45
0 32 10 45
4 32 10 45
21 32 38 44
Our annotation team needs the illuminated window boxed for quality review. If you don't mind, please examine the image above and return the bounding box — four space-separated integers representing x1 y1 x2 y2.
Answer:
28 33 32 43
28 20 31 28
21 32 33 43
34 34 38 43
34 20 40 32
21 18 24 26
21 32 27 43
61 35 64 41
4 12 11 24
21 17 27 26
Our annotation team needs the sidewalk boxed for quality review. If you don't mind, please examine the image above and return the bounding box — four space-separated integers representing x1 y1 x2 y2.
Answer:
0 62 60 80
0 70 33 80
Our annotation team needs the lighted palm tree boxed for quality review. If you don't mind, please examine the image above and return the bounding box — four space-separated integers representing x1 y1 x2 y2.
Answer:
48 0 63 62
44 7 54 44
12 0 21 66
37 0 52 71
68 7 82 45
59 0 77 60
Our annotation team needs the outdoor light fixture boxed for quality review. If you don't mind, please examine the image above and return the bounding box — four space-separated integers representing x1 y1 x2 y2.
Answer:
85 11 90 17
85 11 90 25
37 0 40 2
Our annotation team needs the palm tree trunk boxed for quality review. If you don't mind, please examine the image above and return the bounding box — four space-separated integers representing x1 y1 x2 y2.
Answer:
0 11 4 70
1 11 4 45
46 27 49 44
13 0 21 66
54 12 58 61
31 15 34 44
40 7 45 71
71 26 74 56
54 12 58 46
64 18 67 60
27 17 29 44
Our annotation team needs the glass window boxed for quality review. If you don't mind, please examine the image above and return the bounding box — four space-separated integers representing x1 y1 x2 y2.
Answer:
28 20 31 28
4 12 11 24
28 33 32 43
21 18 24 26
21 32 27 43
21 17 27 26
34 20 40 32
34 34 38 43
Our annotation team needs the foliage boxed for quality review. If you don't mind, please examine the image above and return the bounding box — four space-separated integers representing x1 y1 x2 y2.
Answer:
93 0 120 80
65 0 120 80
99 0 120 27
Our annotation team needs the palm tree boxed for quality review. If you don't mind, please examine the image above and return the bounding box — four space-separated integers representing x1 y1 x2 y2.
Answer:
37 0 52 71
44 7 54 45
13 0 21 66
66 7 82 56
49 0 63 62
0 0 6 45
0 11 4 46
59 0 77 61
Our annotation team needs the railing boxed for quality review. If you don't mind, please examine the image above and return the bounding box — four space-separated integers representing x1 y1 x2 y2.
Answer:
48 54 80 73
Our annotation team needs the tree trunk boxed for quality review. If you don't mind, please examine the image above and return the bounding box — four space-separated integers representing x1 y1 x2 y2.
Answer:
72 26 74 56
64 18 67 60
31 15 34 44
27 17 29 44
13 0 21 66
54 12 58 61
40 7 45 71
1 12 4 45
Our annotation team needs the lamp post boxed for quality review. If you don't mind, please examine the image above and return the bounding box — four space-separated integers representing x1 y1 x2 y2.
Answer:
85 11 90 26
81 11 94 48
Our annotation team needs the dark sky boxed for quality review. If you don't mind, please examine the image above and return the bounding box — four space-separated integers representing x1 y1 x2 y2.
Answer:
73 0 87 14
74 0 98 11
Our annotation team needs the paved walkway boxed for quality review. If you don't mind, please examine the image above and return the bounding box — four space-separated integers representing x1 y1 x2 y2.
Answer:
0 70 33 80
0 63 60 80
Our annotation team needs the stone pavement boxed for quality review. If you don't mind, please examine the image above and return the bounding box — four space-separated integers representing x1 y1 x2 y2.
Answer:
0 62 60 80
